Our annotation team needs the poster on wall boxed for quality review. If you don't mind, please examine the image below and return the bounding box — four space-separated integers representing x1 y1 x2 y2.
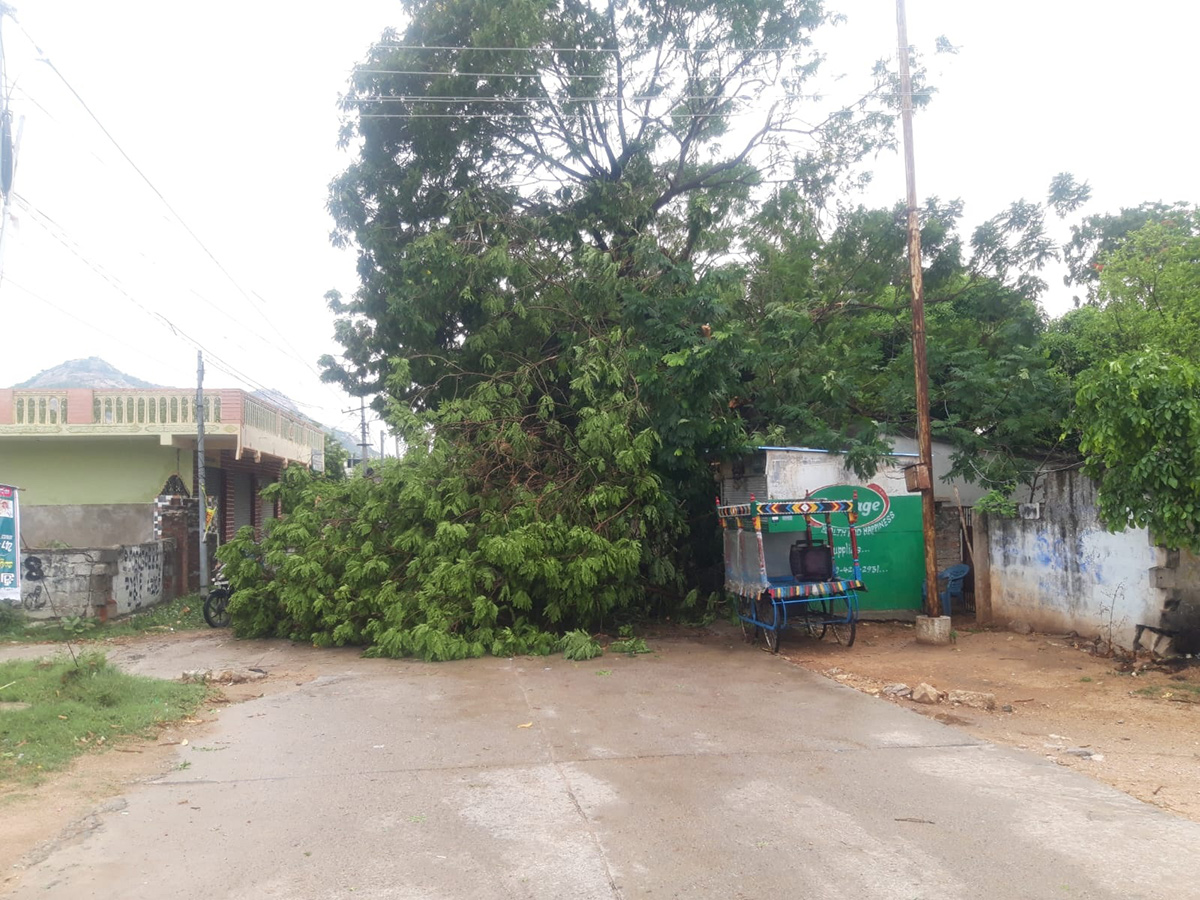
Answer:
0 485 19 604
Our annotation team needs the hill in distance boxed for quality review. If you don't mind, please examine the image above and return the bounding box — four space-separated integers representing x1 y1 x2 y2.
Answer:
12 357 162 390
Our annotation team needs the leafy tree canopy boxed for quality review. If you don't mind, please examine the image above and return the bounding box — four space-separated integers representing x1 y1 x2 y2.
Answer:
1053 210 1200 549
221 0 1197 656
1076 350 1200 551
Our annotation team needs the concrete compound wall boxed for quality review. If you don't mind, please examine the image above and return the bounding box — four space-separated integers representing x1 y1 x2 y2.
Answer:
11 540 175 620
19 503 155 548
975 470 1198 654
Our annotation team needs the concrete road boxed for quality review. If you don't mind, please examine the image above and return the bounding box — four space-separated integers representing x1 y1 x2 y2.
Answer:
7 631 1200 899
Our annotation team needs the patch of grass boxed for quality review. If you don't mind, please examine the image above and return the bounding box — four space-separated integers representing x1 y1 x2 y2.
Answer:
0 652 208 782
0 594 205 644
1134 683 1200 699
1079 676 1092 682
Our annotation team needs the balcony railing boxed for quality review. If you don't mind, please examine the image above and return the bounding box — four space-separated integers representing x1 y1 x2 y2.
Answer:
90 392 221 426
1 388 325 461
13 393 67 426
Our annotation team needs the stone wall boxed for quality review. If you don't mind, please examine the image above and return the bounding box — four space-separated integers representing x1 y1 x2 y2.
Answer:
11 539 176 621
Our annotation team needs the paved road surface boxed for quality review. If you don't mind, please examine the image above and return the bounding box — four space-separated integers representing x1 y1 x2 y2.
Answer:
7 632 1200 899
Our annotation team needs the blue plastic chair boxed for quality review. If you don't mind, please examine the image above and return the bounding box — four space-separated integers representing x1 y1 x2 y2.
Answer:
938 563 971 615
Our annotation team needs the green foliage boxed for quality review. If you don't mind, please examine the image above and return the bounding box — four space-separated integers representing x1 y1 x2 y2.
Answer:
286 0 929 658
218 339 678 661
223 0 1198 656
322 432 349 482
0 653 207 782
59 616 96 637
608 636 652 655
974 490 1018 518
560 630 603 661
1075 350 1200 551
739 190 1073 488
1062 201 1196 298
1052 212 1200 548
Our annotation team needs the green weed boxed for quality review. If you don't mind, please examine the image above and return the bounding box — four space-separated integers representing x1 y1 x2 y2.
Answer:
608 637 652 655
0 595 205 644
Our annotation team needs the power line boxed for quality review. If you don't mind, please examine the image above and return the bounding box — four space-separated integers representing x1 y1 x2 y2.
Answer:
14 195 299 400
356 111 799 120
354 68 609 79
13 195 275 373
4 278 180 374
365 44 822 55
12 15 330 383
345 91 905 104
346 94 777 104
3 83 346 393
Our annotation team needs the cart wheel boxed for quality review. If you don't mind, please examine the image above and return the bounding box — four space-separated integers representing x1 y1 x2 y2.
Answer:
739 598 760 644
757 594 780 654
827 596 856 647
802 600 828 641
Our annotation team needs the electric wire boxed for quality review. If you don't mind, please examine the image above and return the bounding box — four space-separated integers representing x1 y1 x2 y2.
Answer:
11 15 331 384
15 195 302 401
2 83 340 388
365 44 822 54
11 194 304 388
5 277 181 374
343 91 909 104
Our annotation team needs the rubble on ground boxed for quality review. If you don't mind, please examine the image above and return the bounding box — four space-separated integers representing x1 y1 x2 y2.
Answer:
181 668 268 684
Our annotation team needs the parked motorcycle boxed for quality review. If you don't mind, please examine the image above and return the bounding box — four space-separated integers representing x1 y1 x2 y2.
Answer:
202 561 233 628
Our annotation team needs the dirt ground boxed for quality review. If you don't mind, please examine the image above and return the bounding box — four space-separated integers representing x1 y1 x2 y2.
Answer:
762 617 1200 822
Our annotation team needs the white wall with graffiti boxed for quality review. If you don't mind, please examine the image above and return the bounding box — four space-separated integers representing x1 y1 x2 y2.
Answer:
13 540 169 619
113 542 165 615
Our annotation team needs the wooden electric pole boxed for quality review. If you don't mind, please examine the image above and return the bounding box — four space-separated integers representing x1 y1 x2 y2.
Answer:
895 0 943 625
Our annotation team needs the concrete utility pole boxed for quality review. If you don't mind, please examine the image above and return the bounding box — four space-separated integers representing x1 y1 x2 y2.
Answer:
196 351 209 596
358 397 369 474
0 10 24 282
895 0 948 643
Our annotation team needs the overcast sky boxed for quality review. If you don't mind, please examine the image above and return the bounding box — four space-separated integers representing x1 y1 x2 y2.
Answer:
1 1 1196 443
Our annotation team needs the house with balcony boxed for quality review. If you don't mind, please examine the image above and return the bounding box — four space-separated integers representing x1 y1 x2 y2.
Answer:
0 387 324 548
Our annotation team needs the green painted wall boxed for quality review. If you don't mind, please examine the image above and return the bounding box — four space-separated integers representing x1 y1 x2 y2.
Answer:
0 438 184 505
807 484 923 611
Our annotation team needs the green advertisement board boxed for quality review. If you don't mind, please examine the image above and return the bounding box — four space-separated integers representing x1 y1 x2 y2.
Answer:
807 483 924 612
